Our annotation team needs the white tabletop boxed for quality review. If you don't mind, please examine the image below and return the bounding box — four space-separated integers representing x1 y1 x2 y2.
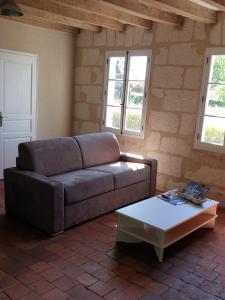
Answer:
116 196 219 231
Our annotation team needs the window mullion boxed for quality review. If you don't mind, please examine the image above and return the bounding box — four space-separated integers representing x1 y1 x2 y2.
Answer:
223 130 225 148
197 56 211 142
208 82 225 85
201 56 211 142
103 55 110 127
121 51 129 134
140 58 150 132
204 114 225 119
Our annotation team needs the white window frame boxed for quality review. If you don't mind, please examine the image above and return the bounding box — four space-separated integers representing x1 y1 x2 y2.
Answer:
195 48 225 153
102 49 152 139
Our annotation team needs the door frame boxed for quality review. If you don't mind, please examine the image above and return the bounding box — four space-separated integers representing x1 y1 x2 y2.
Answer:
0 49 38 177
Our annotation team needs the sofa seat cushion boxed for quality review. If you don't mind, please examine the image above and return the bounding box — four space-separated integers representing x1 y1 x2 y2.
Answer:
50 170 114 205
88 161 150 189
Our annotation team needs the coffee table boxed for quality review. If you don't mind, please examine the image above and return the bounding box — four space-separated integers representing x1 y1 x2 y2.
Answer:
116 196 219 262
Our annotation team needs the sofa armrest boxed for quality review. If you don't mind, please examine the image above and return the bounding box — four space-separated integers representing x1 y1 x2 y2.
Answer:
120 153 157 196
4 168 64 236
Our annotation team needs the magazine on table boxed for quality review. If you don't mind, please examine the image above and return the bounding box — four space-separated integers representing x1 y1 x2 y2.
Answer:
158 182 209 206
158 189 187 206
177 181 209 205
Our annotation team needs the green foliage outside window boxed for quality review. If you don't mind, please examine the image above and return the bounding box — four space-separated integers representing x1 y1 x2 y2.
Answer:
209 100 225 107
111 110 141 131
209 56 225 108
112 110 120 128
126 111 141 131
128 82 144 107
204 127 224 145
212 56 225 83
129 94 143 106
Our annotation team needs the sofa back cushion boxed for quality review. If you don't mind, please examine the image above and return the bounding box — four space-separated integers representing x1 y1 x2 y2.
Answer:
75 132 120 168
18 137 83 176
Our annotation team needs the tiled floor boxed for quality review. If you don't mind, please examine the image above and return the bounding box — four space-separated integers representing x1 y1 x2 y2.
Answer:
1 180 225 299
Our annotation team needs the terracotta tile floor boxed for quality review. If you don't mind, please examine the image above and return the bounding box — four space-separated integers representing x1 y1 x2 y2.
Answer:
1 180 225 299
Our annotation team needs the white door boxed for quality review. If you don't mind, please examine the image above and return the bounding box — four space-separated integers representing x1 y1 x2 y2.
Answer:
0 50 37 179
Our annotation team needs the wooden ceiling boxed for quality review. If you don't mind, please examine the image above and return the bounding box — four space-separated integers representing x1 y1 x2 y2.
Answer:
1 0 225 34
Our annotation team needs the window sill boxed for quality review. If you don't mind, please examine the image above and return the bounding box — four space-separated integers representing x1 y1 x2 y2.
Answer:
102 126 144 140
194 140 225 154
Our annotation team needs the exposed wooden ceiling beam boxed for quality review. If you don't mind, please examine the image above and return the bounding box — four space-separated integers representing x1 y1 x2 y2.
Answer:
102 0 183 25
139 0 217 24
53 0 152 29
190 0 219 10
1 14 78 34
18 5 99 32
194 0 225 11
18 0 125 31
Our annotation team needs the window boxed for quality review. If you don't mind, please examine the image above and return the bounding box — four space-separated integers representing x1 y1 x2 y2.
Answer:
195 48 225 152
102 50 151 138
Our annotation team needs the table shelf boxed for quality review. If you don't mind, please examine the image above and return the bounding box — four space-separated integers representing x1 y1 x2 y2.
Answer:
117 213 217 249
118 226 163 247
164 213 217 247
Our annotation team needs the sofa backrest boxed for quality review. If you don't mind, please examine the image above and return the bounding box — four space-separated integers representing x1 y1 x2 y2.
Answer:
18 137 83 176
75 132 120 168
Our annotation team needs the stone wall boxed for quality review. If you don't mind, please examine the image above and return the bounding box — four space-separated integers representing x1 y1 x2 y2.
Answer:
74 16 225 206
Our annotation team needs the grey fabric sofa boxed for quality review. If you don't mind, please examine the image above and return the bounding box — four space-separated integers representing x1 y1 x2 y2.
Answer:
4 132 157 236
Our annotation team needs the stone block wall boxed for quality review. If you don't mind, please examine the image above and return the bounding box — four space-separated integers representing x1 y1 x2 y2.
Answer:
74 16 225 206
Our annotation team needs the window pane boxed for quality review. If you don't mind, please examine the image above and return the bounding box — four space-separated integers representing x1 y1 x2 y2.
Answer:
107 80 123 106
109 57 125 80
125 108 142 132
206 84 225 117
201 116 225 145
129 56 148 81
127 81 144 108
210 55 225 83
106 106 121 129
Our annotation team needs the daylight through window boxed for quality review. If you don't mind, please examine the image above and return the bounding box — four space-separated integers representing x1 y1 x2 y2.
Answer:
102 50 151 138
196 48 225 152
